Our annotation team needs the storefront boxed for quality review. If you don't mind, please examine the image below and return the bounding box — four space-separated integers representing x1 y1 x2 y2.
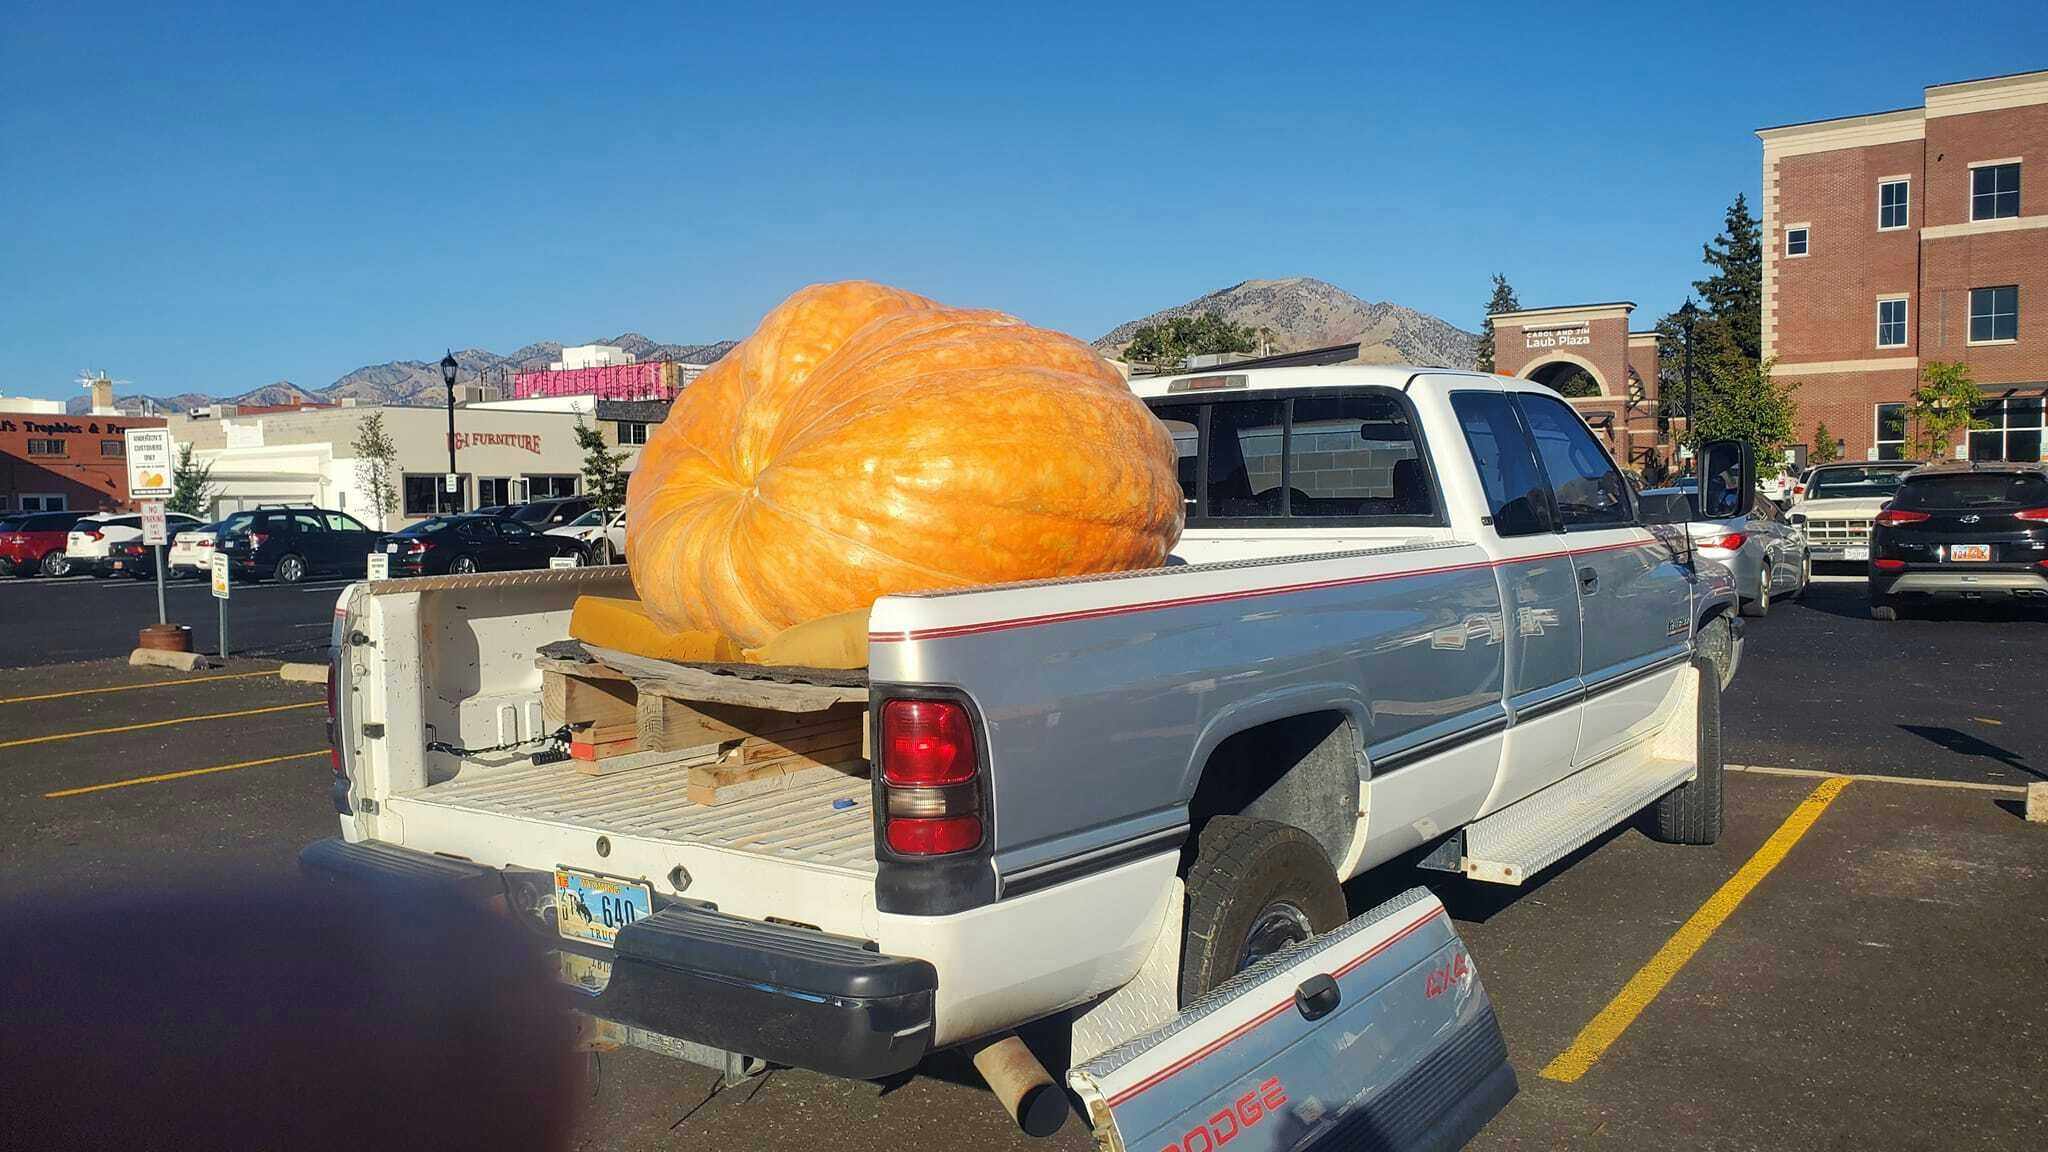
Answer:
0 408 168 514
167 403 634 528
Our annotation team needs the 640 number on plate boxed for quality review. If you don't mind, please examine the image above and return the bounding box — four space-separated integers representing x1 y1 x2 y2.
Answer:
555 868 652 947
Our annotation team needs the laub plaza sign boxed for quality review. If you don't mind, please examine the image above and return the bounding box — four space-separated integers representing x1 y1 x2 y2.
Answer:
1523 324 1592 350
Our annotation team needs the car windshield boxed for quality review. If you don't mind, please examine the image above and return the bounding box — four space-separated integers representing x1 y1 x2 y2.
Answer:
1892 471 2048 511
509 504 554 522
1808 466 1913 500
397 517 456 536
564 509 606 528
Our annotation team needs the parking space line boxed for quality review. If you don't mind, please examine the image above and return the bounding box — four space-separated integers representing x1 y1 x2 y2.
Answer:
1539 776 1853 1084
0 701 323 750
0 670 280 706
44 750 326 797
1729 762 2027 795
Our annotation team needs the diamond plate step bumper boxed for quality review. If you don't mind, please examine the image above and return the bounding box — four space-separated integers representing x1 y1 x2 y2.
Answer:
1461 756 1695 884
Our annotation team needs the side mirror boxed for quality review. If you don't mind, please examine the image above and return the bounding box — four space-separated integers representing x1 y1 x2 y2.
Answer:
1697 439 1754 520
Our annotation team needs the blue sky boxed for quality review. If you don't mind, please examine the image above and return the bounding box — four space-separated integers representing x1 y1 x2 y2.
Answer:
4 2 2044 401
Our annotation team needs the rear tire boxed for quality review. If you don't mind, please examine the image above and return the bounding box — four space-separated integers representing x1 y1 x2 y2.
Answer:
1648 659 1724 845
1870 589 1903 620
273 553 308 584
41 551 69 578
449 554 480 575
1179 816 1346 1006
1741 578 1770 618
1790 554 1811 600
588 540 609 566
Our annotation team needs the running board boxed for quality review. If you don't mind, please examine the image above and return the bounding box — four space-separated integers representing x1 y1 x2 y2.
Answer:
1460 756 1695 885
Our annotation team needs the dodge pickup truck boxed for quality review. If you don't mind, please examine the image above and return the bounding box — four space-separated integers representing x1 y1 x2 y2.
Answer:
303 365 1748 1145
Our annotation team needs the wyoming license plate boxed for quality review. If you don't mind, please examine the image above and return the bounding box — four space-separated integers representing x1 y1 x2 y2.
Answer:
555 868 651 947
1950 543 1991 562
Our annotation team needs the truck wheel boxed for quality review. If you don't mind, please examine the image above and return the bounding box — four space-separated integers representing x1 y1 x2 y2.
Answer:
1179 816 1345 1005
1695 613 1735 692
1648 660 1724 845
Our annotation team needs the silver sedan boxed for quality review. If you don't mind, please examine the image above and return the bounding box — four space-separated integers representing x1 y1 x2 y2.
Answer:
1641 486 1809 617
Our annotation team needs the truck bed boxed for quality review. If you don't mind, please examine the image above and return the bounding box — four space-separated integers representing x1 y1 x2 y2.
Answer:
393 759 877 874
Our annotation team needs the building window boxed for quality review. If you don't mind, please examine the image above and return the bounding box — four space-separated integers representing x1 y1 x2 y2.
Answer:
403 473 466 515
1969 285 2019 344
1784 227 1809 257
1969 396 2046 463
526 474 578 500
616 421 649 445
1879 179 1909 230
477 477 514 507
19 494 66 511
1875 403 1907 461
26 438 66 456
100 439 125 457
1877 297 1909 348
1970 162 2020 221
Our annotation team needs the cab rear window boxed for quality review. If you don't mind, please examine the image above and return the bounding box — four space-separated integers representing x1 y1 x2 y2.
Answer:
1891 472 2048 510
1808 466 1912 500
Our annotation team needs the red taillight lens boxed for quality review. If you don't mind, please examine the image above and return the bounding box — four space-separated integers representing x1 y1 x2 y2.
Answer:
85 529 104 541
1875 509 1930 526
880 699 977 786
1793 485 1805 496
885 815 983 855
2015 508 2048 522
1874 558 1907 570
1706 532 1746 550
248 532 269 546
198 539 212 548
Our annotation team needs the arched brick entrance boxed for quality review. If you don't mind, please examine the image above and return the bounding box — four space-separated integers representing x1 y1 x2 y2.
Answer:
1490 302 1672 479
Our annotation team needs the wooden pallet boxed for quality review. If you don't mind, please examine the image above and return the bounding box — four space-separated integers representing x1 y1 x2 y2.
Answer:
538 654 868 804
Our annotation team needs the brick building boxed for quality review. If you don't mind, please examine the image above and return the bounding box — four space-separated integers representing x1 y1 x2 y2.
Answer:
1759 69 2048 464
0 403 167 514
1486 302 1672 477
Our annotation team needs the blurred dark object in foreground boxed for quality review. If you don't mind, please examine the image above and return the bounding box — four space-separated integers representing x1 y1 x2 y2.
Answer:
1 880 580 1151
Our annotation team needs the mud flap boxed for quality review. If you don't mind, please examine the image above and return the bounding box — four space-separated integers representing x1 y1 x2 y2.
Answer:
1068 887 1514 1152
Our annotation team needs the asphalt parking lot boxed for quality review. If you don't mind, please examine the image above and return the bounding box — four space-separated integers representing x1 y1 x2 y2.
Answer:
0 570 352 668
1 576 2043 1150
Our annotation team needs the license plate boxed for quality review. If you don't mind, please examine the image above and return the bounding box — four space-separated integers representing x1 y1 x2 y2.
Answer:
558 951 614 996
111 560 124 570
1950 543 1991 562
384 542 398 553
1845 545 1869 561
555 868 651 946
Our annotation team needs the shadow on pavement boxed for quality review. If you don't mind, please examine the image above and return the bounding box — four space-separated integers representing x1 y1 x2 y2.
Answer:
1898 723 2041 781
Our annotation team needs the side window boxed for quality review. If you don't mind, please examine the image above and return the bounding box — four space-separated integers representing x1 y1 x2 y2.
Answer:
290 511 326 534
1150 403 1202 519
325 512 368 533
1205 400 1286 518
1285 395 1434 517
1450 392 1555 537
463 519 498 540
1514 394 1632 528
498 520 531 539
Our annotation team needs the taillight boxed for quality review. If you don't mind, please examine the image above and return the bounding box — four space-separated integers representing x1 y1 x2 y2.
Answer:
1874 558 1907 570
198 538 213 548
1793 485 1805 497
2016 508 2048 522
1875 509 1930 526
326 666 342 778
879 698 982 856
1706 532 1746 550
247 532 269 547
84 529 104 541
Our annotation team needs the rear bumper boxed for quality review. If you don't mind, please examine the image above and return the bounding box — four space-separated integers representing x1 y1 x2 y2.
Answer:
298 838 937 1080
1871 568 2048 597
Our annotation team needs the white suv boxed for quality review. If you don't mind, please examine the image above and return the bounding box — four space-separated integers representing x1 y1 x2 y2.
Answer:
66 512 204 577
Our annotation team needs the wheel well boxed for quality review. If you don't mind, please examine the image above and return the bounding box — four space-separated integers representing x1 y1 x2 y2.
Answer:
1184 711 1361 872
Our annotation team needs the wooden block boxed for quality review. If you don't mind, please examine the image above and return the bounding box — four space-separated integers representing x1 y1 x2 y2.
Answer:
639 697 862 754
685 758 865 806
568 736 642 764
544 668 638 730
571 743 721 778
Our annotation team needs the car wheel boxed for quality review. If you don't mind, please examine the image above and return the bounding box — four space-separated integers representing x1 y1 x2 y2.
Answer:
1647 653 1725 845
1741 577 1770 618
41 551 69 578
449 554 480 575
272 553 308 584
1178 816 1346 1006
1870 589 1904 621
1790 553 1811 600
589 540 609 566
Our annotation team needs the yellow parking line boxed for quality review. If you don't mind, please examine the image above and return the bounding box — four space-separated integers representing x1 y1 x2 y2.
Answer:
44 750 326 798
1539 776 1852 1084
0 701 323 750
0 669 280 706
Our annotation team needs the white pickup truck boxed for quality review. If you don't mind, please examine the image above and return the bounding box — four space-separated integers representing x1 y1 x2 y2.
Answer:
304 366 1746 1146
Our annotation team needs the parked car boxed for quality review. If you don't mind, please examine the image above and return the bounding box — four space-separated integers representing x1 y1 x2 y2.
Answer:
65 511 204 577
547 506 627 565
215 506 381 583
378 513 579 575
1787 461 1920 565
1642 486 1808 617
1869 461 2048 620
0 510 89 577
107 539 160 579
168 518 230 579
505 496 594 528
308 366 1752 1132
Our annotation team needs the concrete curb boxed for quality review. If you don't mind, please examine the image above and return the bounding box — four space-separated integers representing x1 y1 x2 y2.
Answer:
129 648 209 673
278 663 329 684
2027 782 2047 825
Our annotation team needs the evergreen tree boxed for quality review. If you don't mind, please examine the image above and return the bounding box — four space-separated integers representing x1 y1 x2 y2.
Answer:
167 444 217 517
1809 421 1840 465
1692 193 1763 363
1475 274 1519 373
575 418 631 517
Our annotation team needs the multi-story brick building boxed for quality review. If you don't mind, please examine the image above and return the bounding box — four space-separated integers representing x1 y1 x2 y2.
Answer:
1759 68 2048 464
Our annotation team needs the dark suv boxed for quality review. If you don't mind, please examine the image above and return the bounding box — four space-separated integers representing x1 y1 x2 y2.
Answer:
214 506 380 583
506 497 593 528
1869 462 2048 619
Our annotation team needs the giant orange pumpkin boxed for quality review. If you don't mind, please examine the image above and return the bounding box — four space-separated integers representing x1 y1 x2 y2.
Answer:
625 281 1183 649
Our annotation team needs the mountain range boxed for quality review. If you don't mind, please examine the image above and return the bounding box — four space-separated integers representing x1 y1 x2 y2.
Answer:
68 279 1476 414
1094 277 1477 370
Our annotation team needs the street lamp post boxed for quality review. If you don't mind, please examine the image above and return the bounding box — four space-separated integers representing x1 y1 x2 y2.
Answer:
1678 299 1698 462
441 350 460 513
